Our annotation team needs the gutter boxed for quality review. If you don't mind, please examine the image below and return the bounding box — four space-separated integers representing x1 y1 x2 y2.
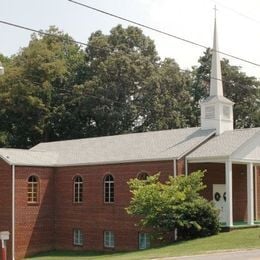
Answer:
12 165 15 260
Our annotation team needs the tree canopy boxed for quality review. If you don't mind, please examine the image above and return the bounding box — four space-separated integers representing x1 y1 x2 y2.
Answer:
0 25 259 148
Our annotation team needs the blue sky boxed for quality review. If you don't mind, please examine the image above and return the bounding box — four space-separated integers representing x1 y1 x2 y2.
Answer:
1 0 260 78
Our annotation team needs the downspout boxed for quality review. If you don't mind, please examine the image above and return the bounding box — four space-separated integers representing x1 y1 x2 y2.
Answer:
12 165 15 260
185 158 188 176
173 159 177 177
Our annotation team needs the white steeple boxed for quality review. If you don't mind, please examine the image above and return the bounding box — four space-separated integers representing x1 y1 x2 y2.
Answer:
210 16 223 96
200 10 234 135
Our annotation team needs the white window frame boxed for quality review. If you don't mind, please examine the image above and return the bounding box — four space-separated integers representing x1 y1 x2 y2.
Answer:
27 175 39 204
139 233 150 250
104 175 114 203
104 231 115 248
73 176 83 203
73 229 83 246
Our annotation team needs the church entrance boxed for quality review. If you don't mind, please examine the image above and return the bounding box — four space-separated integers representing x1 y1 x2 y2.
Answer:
213 184 227 223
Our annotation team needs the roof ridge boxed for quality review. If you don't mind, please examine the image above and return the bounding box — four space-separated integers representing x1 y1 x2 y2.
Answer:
32 127 201 147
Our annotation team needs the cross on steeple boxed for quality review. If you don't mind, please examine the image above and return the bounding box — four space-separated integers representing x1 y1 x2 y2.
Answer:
214 5 218 19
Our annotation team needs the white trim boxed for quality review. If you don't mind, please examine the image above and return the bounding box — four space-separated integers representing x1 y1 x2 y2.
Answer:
225 159 233 227
255 166 258 220
2 157 178 168
12 165 15 260
187 156 228 163
185 159 188 176
231 158 260 165
173 160 177 177
247 163 254 225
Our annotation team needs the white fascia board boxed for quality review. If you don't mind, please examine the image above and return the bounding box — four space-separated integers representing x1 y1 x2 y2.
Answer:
13 157 178 168
0 154 13 165
187 156 228 163
230 158 260 165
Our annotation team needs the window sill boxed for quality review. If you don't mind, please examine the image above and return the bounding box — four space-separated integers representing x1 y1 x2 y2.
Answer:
27 202 39 206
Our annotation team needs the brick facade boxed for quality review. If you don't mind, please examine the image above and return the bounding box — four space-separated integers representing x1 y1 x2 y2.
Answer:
2 160 174 259
0 159 259 259
15 166 55 259
54 161 173 252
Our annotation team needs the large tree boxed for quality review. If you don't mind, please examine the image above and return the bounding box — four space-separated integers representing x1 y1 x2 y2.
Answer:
73 25 193 136
137 58 193 131
1 26 258 148
0 27 86 147
73 25 160 137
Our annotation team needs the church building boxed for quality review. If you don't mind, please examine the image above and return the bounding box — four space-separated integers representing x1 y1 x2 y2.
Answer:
0 18 259 260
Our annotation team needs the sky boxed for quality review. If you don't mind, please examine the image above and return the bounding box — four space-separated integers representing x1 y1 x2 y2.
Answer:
1 0 260 79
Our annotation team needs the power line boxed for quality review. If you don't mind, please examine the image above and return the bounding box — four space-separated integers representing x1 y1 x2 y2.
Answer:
0 20 88 47
1 14 260 70
0 20 251 85
67 0 260 68
210 0 260 25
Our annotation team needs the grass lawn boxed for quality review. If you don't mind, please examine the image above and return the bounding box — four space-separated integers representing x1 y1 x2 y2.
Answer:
26 228 260 260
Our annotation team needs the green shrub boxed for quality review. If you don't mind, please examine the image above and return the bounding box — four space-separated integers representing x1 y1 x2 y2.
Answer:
127 171 220 241
176 198 220 239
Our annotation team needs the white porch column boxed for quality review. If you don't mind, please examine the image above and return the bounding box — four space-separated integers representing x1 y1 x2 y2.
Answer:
225 159 233 226
247 162 254 225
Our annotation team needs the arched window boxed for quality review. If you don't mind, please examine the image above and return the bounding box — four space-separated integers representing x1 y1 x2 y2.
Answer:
73 176 83 203
137 172 149 180
28 175 39 203
104 175 114 203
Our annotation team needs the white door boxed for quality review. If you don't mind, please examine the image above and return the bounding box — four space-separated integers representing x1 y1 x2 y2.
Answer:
213 184 226 223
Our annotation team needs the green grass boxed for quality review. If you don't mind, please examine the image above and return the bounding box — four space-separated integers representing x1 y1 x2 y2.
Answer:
26 228 260 260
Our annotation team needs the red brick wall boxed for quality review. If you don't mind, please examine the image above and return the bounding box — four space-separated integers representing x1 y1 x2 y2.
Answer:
54 160 173 251
0 159 12 260
15 166 55 259
177 158 185 176
10 159 258 257
188 163 247 221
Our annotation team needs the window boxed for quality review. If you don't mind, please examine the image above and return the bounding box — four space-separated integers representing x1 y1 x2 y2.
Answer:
104 175 114 203
27 175 39 203
223 105 231 119
73 229 83 246
139 233 150 250
104 231 114 248
73 176 83 203
137 172 149 180
205 106 215 119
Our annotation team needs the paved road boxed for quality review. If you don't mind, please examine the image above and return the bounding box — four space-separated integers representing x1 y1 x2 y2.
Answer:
155 249 260 260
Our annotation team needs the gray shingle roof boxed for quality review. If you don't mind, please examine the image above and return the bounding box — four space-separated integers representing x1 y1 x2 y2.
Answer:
187 128 260 161
0 149 58 166
25 127 214 167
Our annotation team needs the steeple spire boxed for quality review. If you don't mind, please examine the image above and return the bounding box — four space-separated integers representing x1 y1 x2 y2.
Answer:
210 7 223 96
200 9 234 135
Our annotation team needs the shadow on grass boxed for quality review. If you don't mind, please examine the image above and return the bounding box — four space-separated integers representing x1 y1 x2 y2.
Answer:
26 240 193 259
